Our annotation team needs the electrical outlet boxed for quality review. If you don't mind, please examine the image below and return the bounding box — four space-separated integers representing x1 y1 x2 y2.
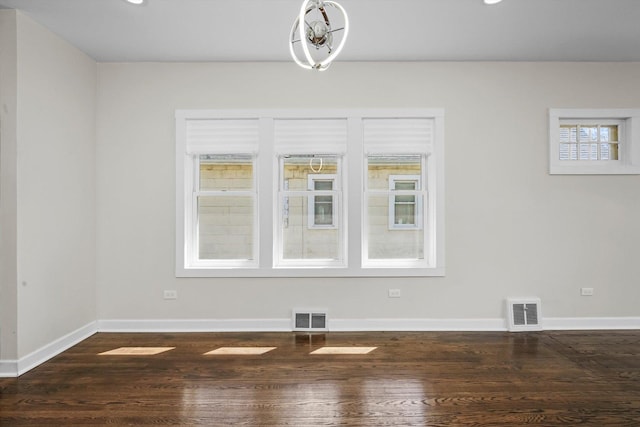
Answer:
388 289 401 298
581 287 594 296
163 290 178 300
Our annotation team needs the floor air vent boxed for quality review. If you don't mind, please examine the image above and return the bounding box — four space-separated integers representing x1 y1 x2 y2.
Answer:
507 298 542 332
293 309 328 332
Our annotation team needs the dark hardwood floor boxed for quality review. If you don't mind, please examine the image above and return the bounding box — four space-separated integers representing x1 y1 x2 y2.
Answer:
1 331 639 426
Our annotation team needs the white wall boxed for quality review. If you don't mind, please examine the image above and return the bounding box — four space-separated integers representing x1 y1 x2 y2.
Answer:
96 62 640 328
0 9 19 362
14 12 97 358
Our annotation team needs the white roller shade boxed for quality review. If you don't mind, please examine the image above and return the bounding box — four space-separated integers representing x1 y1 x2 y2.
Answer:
274 119 348 154
364 118 434 154
186 119 259 154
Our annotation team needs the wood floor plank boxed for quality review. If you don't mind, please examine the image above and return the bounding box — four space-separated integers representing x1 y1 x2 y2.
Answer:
1 331 639 426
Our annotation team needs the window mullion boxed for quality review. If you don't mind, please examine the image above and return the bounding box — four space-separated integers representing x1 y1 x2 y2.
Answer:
189 155 200 266
251 117 270 269
597 125 602 160
191 191 199 266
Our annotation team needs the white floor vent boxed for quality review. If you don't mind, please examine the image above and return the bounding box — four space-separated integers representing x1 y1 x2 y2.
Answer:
506 298 542 332
293 309 328 332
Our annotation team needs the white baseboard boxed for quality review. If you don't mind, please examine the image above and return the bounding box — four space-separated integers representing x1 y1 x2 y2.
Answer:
329 318 507 331
544 317 640 330
0 321 97 378
95 316 640 333
97 318 292 332
0 360 18 378
17 321 98 376
96 317 507 332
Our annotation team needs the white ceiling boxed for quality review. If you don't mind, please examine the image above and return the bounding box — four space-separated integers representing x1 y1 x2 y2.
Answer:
1 0 639 63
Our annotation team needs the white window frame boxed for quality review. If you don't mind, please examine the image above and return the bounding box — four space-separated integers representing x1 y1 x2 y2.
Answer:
189 154 259 269
275 156 345 269
388 175 422 230
176 109 445 278
363 154 432 270
307 174 338 229
361 118 437 270
549 108 640 175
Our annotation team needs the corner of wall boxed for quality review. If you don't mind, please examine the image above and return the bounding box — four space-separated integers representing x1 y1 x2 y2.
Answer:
0 7 19 363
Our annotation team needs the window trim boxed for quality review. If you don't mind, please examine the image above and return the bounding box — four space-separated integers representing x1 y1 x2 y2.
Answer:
176 109 445 278
549 108 640 175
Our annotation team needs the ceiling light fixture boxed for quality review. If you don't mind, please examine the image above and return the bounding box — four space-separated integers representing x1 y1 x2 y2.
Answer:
484 0 503 4
125 0 145 5
289 0 349 71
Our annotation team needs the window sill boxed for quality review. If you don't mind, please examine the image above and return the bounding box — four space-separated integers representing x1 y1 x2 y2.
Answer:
176 266 445 278
550 163 640 175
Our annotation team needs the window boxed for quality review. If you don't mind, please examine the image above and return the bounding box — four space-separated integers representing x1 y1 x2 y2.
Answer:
196 154 257 264
308 174 337 228
362 119 434 268
176 109 445 277
277 155 344 267
274 119 347 268
559 122 620 161
549 109 640 174
178 118 259 269
365 156 427 266
388 175 422 229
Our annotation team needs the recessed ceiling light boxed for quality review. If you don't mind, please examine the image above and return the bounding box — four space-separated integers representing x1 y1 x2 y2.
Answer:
125 0 145 5
484 0 503 4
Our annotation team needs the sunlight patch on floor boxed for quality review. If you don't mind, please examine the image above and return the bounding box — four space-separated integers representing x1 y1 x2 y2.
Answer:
98 347 176 356
310 347 377 355
204 347 277 355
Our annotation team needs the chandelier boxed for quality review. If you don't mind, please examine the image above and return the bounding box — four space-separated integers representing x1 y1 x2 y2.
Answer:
289 0 349 71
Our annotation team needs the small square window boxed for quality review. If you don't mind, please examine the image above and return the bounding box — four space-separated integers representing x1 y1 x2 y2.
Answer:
549 109 640 175
558 122 620 161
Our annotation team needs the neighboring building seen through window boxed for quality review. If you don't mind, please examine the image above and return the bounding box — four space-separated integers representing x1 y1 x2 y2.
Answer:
308 174 337 228
278 155 343 266
366 155 425 262
389 175 421 229
195 154 257 266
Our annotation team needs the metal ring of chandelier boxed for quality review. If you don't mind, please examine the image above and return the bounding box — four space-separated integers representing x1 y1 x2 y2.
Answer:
289 0 349 71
